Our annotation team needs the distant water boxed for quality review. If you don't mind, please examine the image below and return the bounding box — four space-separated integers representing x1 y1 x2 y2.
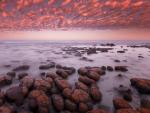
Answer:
0 40 149 113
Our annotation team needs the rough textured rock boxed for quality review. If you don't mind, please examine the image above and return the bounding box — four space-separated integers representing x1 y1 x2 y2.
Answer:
130 78 150 94
75 82 89 92
141 99 150 109
113 98 132 109
63 88 72 99
52 94 64 111
88 108 109 113
116 109 140 113
64 99 77 112
0 105 16 113
18 73 28 80
0 91 5 106
34 78 52 93
20 76 34 89
107 66 113 71
39 63 55 70
71 89 90 103
78 67 88 75
6 86 28 105
56 69 69 79
0 76 12 86
78 76 95 86
90 84 102 102
13 65 30 71
79 103 89 113
46 72 57 79
87 71 100 81
7 71 16 78
137 108 150 113
28 90 50 113
55 78 71 90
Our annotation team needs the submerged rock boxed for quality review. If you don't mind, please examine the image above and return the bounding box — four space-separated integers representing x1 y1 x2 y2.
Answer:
18 73 28 80
56 69 69 79
13 65 30 71
39 63 55 70
0 76 12 87
115 66 128 72
130 78 150 94
107 66 113 71
7 71 16 78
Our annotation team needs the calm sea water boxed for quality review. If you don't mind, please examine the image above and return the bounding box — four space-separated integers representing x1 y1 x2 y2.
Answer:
0 40 150 112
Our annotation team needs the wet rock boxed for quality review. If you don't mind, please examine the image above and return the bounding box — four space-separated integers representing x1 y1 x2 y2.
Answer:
39 63 55 70
0 76 12 87
64 99 77 112
75 82 89 92
71 89 90 103
88 108 109 113
20 76 34 89
52 94 64 111
137 108 150 113
50 83 60 94
0 91 5 106
19 110 30 113
56 64 62 69
56 69 69 79
7 71 16 78
87 71 100 81
101 66 106 71
18 73 28 80
90 84 102 102
60 111 71 113
34 78 53 93
114 60 121 63
78 67 88 75
28 90 50 113
123 93 132 102
6 86 28 105
46 72 57 79
141 99 150 109
61 67 76 75
116 109 140 113
113 98 132 109
80 57 94 62
79 103 89 113
117 50 125 53
115 66 128 72
87 48 97 55
130 78 150 94
55 78 71 90
78 76 95 86
107 66 113 71
13 65 30 71
89 67 105 75
63 88 72 99
0 105 16 113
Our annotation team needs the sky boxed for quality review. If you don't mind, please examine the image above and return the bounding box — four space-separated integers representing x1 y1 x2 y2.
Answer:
0 0 150 40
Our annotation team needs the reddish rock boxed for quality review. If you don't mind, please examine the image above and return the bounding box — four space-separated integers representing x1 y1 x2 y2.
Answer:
141 99 150 109
0 105 16 113
18 73 28 80
87 71 100 81
56 69 69 79
71 89 90 103
113 98 132 109
78 67 88 75
75 82 89 92
20 76 34 89
137 108 150 113
64 99 77 112
90 84 102 102
88 108 109 113
130 78 150 94
28 90 50 113
55 78 71 90
0 91 5 106
34 78 52 93
6 86 28 105
78 76 95 86
52 94 64 111
79 103 89 113
116 109 140 113
63 88 72 99
46 72 57 79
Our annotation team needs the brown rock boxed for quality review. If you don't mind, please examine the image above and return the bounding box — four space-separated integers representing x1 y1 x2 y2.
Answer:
63 88 72 99
55 78 71 90
7 71 16 78
28 90 50 113
79 103 88 113
0 76 12 87
39 63 55 70
20 76 34 89
116 109 140 113
0 91 5 106
78 76 95 86
71 89 90 103
6 86 28 105
52 94 64 111
87 71 100 81
56 69 69 79
78 67 88 75
75 82 89 92
130 78 150 94
13 65 30 71
113 98 132 110
0 105 16 113
90 84 102 102
88 108 109 113
141 99 150 109
137 108 150 113
18 73 28 80
64 99 77 112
